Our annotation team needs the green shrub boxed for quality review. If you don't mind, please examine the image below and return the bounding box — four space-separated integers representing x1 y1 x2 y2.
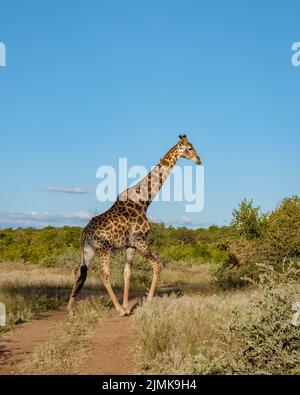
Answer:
231 199 268 240
215 196 300 289
213 238 269 288
265 196 300 262
190 263 300 374
160 243 227 264
0 226 82 264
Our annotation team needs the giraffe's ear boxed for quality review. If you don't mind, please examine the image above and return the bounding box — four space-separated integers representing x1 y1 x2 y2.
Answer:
178 134 188 144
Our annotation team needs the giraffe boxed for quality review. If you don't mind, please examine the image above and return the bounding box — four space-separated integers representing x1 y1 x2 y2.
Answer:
67 134 201 316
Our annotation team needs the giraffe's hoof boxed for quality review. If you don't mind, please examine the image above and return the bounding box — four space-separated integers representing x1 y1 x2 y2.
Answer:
119 309 131 317
147 297 154 303
67 305 74 316
122 304 131 313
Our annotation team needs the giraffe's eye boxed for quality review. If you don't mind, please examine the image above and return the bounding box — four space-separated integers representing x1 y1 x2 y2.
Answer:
189 147 193 151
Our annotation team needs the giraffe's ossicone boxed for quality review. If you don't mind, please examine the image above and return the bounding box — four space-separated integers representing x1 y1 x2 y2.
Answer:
68 134 201 316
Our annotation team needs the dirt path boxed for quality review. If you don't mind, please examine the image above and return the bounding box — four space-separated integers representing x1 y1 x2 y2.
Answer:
0 297 138 375
0 309 67 375
81 308 136 375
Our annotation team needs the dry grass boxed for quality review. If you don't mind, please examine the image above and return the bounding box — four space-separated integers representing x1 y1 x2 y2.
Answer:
0 282 62 333
0 261 104 333
131 263 253 374
158 265 221 296
131 292 249 374
0 261 100 289
132 263 300 375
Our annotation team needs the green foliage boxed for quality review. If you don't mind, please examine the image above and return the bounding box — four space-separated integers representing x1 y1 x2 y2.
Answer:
190 263 300 374
0 226 81 264
0 223 230 267
265 196 300 262
160 243 227 263
231 199 268 240
216 196 300 288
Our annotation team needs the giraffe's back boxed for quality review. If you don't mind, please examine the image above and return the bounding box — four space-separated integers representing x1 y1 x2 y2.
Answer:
83 200 150 250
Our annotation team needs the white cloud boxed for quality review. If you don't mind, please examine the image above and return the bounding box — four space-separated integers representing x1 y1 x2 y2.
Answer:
0 211 92 228
177 215 192 225
42 187 89 194
148 213 213 229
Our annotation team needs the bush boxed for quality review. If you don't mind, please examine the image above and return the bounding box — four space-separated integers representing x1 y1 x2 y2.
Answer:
0 226 82 264
265 196 300 262
190 263 300 374
213 238 268 288
215 196 300 288
231 199 268 240
160 243 227 264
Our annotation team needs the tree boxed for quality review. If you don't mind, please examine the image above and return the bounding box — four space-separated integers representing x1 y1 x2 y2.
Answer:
266 196 300 261
231 199 267 240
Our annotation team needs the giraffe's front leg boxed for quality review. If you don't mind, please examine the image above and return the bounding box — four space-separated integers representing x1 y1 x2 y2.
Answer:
99 250 128 316
123 247 135 313
134 240 162 302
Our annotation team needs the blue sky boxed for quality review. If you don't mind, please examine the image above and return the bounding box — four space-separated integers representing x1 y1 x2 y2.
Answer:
0 0 299 228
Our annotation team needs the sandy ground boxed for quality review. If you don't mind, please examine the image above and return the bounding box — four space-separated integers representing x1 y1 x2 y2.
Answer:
80 298 139 375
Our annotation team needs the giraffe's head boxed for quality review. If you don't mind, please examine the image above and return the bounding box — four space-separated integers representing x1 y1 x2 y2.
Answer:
177 134 201 165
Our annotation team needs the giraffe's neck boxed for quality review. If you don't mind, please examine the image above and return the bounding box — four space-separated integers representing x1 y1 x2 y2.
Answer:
118 144 180 207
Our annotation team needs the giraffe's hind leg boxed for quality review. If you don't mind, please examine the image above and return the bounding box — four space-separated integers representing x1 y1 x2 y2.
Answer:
123 247 135 313
134 240 162 302
67 242 95 314
98 250 128 316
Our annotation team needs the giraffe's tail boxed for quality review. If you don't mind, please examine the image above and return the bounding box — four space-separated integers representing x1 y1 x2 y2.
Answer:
67 232 93 314
79 231 95 269
79 231 86 267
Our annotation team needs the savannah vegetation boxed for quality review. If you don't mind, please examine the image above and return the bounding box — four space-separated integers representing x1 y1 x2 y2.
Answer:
0 195 300 374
